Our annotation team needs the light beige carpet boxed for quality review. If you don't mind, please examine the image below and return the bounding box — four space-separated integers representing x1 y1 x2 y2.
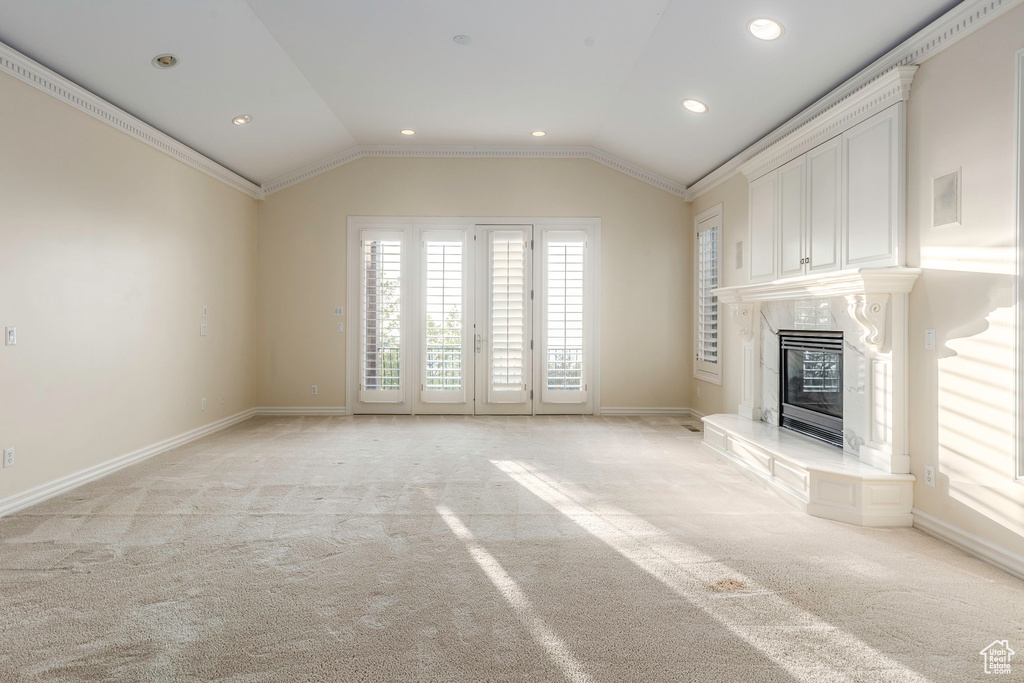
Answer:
0 415 1022 682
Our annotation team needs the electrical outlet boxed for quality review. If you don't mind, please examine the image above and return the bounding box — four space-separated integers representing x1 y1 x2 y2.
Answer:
337 322 344 333
200 324 207 336
3 448 14 468
5 327 16 346
201 398 207 411
311 385 318 396
334 306 344 317
924 464 936 487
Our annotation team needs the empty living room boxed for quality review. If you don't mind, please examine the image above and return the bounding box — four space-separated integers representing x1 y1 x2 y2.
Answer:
3 0 1024 680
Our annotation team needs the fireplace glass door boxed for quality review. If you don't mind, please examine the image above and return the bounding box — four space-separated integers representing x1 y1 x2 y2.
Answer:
779 330 843 447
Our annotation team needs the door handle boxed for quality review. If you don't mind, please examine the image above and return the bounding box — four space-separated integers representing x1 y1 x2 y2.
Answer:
475 334 487 353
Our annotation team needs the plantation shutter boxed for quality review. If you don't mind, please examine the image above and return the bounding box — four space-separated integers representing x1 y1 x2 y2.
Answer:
421 230 466 403
695 217 720 380
541 232 587 403
489 230 528 403
360 230 404 402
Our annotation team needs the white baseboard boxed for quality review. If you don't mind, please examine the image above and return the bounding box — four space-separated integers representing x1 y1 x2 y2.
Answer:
254 407 348 416
0 408 257 518
913 508 1024 582
599 407 695 417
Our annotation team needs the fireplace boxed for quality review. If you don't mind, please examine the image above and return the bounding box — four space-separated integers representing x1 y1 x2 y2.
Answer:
779 330 843 448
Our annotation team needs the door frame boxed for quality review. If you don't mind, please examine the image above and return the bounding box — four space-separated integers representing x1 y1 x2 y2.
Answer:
347 217 601 416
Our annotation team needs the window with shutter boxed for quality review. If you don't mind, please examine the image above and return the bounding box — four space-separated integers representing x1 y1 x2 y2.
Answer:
489 230 527 402
360 231 404 401
422 231 466 403
541 232 587 403
695 206 722 384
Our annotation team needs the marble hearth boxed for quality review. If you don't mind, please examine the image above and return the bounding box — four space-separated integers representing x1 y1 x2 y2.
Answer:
701 268 922 527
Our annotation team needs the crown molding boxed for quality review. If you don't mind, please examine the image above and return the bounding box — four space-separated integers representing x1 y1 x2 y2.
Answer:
738 67 916 182
685 0 1024 200
261 145 689 198
0 42 263 200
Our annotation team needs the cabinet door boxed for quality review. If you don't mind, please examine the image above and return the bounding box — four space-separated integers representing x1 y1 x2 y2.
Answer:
806 137 841 273
777 156 805 279
842 105 901 268
748 171 778 283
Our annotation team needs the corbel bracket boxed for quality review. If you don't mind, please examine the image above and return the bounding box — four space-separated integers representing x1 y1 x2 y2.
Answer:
845 293 889 351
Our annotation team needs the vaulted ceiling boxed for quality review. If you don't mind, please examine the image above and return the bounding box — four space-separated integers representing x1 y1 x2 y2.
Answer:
0 0 959 188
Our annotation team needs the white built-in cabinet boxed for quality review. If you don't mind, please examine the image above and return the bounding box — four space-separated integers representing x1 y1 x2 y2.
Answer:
747 103 903 283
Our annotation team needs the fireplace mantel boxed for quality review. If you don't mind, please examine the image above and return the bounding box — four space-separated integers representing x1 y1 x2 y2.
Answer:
713 267 921 351
713 267 921 304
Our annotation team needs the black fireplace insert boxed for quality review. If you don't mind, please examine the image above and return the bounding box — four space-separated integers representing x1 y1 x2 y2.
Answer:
779 330 843 448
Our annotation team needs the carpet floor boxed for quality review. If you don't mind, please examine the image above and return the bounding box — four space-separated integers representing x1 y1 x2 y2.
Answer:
0 415 1022 682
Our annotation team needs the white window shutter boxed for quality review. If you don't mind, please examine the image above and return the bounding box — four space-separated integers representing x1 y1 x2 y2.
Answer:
541 231 587 404
489 230 528 403
360 230 404 402
695 216 721 382
422 231 466 403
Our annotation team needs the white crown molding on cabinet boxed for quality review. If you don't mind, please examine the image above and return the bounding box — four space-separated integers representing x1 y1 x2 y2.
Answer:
0 41 264 200
738 67 916 182
685 0 1024 200
260 145 689 197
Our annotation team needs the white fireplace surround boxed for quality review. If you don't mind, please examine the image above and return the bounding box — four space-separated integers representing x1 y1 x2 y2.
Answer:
700 267 921 527
714 267 920 474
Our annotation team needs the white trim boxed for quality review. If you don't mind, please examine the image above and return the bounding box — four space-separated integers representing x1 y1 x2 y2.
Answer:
253 407 347 416
0 41 263 200
714 267 921 303
686 0 1024 200
261 145 688 198
738 69 915 183
1016 48 1024 482
913 508 1024 582
599 407 694 416
0 408 257 518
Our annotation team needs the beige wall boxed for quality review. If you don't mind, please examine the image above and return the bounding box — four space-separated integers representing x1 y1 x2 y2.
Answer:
256 157 692 410
906 5 1024 550
0 71 259 501
690 6 1024 553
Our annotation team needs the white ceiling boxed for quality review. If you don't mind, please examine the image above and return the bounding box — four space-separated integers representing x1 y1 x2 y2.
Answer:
0 0 959 187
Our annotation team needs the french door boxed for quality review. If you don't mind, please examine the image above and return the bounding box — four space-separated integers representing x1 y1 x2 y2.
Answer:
348 218 596 415
474 226 533 415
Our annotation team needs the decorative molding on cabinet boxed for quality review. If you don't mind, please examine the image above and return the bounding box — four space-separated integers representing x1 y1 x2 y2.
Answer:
261 145 689 198
0 42 263 200
714 267 921 304
846 293 890 351
738 67 916 183
729 303 758 343
685 0 1024 200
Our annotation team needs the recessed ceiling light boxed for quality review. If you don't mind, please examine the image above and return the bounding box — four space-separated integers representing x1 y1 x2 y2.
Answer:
401 129 416 135
531 131 547 137
232 115 252 126
747 17 784 41
453 35 471 45
682 99 708 114
152 53 178 69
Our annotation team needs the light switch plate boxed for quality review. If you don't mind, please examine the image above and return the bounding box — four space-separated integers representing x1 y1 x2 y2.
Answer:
334 306 344 317
925 328 935 350
5 327 16 346
203 305 208 318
